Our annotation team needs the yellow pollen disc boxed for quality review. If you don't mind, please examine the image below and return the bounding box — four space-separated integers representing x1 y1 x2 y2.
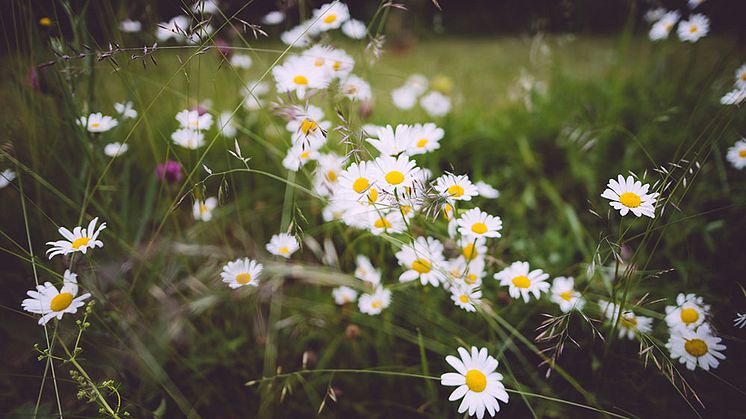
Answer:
400 205 412 215
300 119 318 135
367 188 379 203
235 273 252 284
326 170 338 182
385 171 405 185
447 185 465 197
512 275 531 289
466 274 477 285
293 75 308 85
91 122 101 128
689 25 698 33
353 177 369 193
300 150 310 160
739 149 746 158
314 58 325 67
374 217 392 229
416 138 428 148
323 14 337 24
411 259 432 274
680 308 699 324
459 295 469 303
684 338 708 357
199 203 209 215
741 73 746 82
471 222 488 235
71 237 90 249
619 192 641 208
621 315 638 328
50 293 73 312
463 244 477 260
465 369 487 392
279 246 289 254
443 203 453 220
39 17 52 27
665 23 673 31
333 61 341 71
559 290 573 301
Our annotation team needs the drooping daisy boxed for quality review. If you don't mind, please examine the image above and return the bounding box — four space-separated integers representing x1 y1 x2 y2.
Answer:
266 233 300 259
342 19 366 39
367 124 414 156
358 286 391 315
495 261 550 303
550 277 585 313
368 211 406 235
726 138 746 170
119 19 142 33
475 181 500 199
311 2 350 32
435 173 479 202
601 174 659 218
648 11 680 41
282 143 319 172
665 293 710 331
371 154 420 191
451 285 482 312
666 323 726 371
598 300 654 340
216 112 238 138
420 91 451 117
272 55 329 99
332 286 358 305
230 54 253 69
193 197 217 221
176 109 213 131
172 128 205 149
104 142 129 157
677 13 710 43
78 112 118 133
407 123 443 155
395 236 446 286
457 208 503 239
0 169 17 189
440 346 509 419
341 74 372 101
391 86 418 110
735 63 746 89
354 255 381 285
114 101 137 119
46 217 106 259
22 270 91 325
262 10 285 25
220 258 263 289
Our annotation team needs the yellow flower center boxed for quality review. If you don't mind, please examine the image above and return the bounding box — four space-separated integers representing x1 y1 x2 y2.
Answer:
739 149 746 158
619 192 641 208
559 290 573 301
680 307 699 324
443 203 453 220
371 299 383 309
367 188 379 203
314 58 325 67
300 150 310 160
416 138 428 148
447 185 465 198
199 203 209 215
385 171 405 185
463 243 477 260
235 273 252 285
741 72 746 82
400 205 412 215
300 119 318 135
90 122 101 128
621 314 638 328
50 292 74 312
459 294 469 303
39 17 52 27
464 369 487 392
333 61 342 71
684 338 708 357
326 170 337 182
353 177 369 193
689 25 698 33
279 246 289 254
374 217 392 229
512 275 531 289
411 259 432 274
293 75 308 85
323 14 337 24
471 222 488 235
465 274 478 285
71 237 91 249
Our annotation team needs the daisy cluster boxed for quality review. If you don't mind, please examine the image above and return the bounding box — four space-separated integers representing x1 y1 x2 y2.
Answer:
664 293 726 370
644 3 709 43
77 101 137 158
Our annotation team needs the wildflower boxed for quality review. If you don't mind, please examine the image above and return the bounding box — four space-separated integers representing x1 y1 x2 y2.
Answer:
396 236 446 286
664 293 710 332
677 14 710 42
391 86 418 110
550 277 585 312
0 169 16 189
405 74 429 95
358 286 391 315
156 15 190 42
287 106 329 149
354 255 381 285
688 0 705 9
440 346 509 418
420 91 451 117
39 17 53 27
281 22 314 48
217 112 238 138
495 261 550 303
193 197 217 221
262 10 285 25
601 174 659 218
172 128 205 149
282 143 319 171
176 109 213 131
367 124 413 156
313 153 346 197
666 323 726 370
648 11 680 41
104 142 129 157
446 256 486 289
459 236 487 262
332 286 358 305
119 19 142 33
451 285 482 312
407 123 443 155
475 181 500 199
726 138 746 169
46 217 106 259
368 211 406 235
734 313 746 328
598 300 654 339
22 270 91 325
735 63 746 89
337 161 380 201
644 8 666 23
342 19 366 39
273 55 329 99
220 258 263 288
230 54 253 69
156 161 183 183
78 112 118 133
266 233 300 259
371 154 420 191
435 173 479 202
457 208 502 239
114 101 137 119
341 74 372 101
303 45 354 79
311 2 350 32
720 86 746 105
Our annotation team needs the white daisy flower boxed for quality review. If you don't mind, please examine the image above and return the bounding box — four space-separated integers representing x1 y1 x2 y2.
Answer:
664 293 710 331
688 0 705 9
46 218 106 259
644 8 666 23
266 233 300 258
440 346 509 419
272 55 330 99
598 300 654 340
193 197 217 221
220 258 263 288
495 261 550 303
391 86 418 110
230 54 253 69
156 15 190 42
457 208 502 239
172 128 205 149
726 138 746 169
648 11 680 41
666 323 726 370
451 285 482 312
119 19 142 33
22 270 91 325
285 104 331 133
302 45 354 79
475 181 500 199
0 169 17 189
434 173 479 202
337 160 380 201
358 286 391 315
677 13 710 42
734 313 746 329
354 255 381 285
332 286 358 305
405 74 429 95
395 236 446 286
459 236 487 262
242 80 271 111
371 154 420 191
341 74 372 101
104 142 128 157
289 118 328 150
78 112 118 133
311 2 350 32
282 144 319 172
176 109 213 131
601 174 659 218
445 256 486 289
114 101 137 119
216 112 238 138
720 86 746 106
550 276 585 313
342 19 366 39
313 152 346 196
281 22 314 48
407 123 443 155
735 63 746 89
420 91 451 117
262 10 285 25
367 124 413 156
368 211 406 235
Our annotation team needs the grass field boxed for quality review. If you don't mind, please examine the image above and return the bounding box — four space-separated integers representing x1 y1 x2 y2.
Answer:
1 3 746 418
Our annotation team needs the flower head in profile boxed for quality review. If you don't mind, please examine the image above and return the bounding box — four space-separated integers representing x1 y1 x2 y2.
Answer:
601 174 659 218
104 142 129 157
114 101 137 119
220 258 263 289
648 10 680 41
666 323 726 370
457 208 502 239
475 181 500 199
46 217 106 259
193 197 217 221
598 300 654 340
172 128 205 149
664 293 710 332
266 233 300 259
358 286 391 315
332 286 358 305
78 112 118 133
720 86 746 106
342 19 366 39
440 346 509 418
22 270 91 325
726 139 746 170
495 261 550 303
550 276 585 313
355 255 381 285
735 63 746 89
677 13 710 43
